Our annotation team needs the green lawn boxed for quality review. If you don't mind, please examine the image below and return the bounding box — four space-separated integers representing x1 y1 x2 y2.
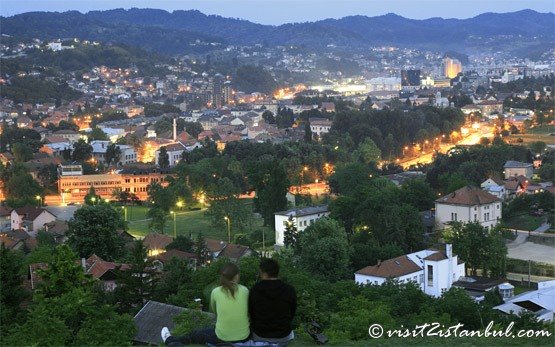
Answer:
124 205 274 245
508 124 555 145
502 214 544 231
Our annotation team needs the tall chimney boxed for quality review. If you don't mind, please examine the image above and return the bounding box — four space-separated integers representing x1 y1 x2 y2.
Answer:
173 117 177 141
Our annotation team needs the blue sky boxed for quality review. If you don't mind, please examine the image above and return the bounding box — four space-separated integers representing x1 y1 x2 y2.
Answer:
1 0 553 24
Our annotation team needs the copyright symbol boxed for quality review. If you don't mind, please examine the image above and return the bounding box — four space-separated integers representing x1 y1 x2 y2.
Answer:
368 324 383 338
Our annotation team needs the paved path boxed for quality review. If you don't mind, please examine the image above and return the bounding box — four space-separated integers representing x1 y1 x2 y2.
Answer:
507 237 555 265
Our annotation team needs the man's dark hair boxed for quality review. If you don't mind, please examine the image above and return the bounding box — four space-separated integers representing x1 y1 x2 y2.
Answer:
259 258 279 278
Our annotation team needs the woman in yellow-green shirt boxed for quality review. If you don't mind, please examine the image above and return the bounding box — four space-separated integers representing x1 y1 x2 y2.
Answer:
162 263 250 346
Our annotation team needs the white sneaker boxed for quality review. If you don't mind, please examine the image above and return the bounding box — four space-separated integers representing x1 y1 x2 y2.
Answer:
161 327 171 342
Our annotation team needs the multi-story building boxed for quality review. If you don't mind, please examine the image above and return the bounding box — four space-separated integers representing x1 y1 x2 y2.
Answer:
355 244 465 298
504 161 534 179
309 117 332 138
58 165 172 203
444 57 462 78
274 205 329 246
91 141 137 166
435 186 502 230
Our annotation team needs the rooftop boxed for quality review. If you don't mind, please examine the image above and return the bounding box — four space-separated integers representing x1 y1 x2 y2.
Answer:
356 255 422 278
504 160 533 168
436 186 500 206
275 205 328 217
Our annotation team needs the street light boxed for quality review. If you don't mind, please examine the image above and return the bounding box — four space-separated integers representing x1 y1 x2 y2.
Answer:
91 197 96 205
170 211 177 238
35 195 41 207
121 206 127 222
176 200 184 209
224 216 231 243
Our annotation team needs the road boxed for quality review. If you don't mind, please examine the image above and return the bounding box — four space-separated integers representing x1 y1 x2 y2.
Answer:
399 124 494 169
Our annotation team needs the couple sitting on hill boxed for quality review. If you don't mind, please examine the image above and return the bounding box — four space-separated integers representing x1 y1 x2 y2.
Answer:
162 258 297 346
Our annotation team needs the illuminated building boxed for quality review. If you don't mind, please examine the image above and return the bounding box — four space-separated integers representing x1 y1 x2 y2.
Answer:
57 165 173 203
443 57 462 79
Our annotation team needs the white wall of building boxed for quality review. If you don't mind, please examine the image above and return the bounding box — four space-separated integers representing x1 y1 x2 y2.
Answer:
435 202 501 229
274 211 330 246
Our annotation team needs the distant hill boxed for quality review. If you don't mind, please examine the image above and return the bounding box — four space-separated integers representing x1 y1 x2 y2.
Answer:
2 9 553 56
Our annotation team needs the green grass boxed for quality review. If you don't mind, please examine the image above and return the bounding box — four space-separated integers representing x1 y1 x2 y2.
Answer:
124 205 274 245
502 214 544 231
508 125 555 145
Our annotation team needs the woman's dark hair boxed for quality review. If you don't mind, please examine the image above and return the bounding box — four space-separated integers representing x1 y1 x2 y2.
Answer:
220 263 240 298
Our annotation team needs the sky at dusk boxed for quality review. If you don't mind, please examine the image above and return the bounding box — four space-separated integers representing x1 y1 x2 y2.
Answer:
1 0 553 24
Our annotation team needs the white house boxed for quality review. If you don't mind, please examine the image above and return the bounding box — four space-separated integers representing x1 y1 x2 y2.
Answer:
90 141 137 166
155 143 186 167
504 161 534 179
480 178 507 200
274 205 329 246
309 118 332 138
495 281 555 322
355 244 465 298
435 186 502 230
11 206 57 236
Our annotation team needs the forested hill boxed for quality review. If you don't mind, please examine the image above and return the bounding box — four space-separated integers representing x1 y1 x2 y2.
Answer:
1 9 554 55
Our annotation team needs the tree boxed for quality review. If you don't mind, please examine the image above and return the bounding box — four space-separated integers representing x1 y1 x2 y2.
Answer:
283 216 298 248
0 244 26 329
67 204 126 260
353 138 381 164
262 110 275 124
11 142 33 162
105 143 122 166
446 222 507 277
154 257 193 301
167 235 194 253
304 122 312 142
400 178 436 211
147 207 169 233
158 146 170 168
114 241 158 314
3 163 43 207
296 218 350 281
88 127 109 141
35 245 94 298
84 185 101 205
184 121 203 138
206 177 252 233
252 160 290 228
72 139 93 162
195 232 211 266
529 141 547 156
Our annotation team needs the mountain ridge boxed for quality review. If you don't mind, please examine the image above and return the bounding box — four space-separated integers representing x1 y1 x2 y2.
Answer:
2 8 553 55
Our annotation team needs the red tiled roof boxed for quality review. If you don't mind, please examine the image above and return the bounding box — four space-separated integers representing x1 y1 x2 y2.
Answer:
423 252 448 261
436 186 500 206
218 244 252 260
153 249 196 263
205 238 227 253
143 233 174 251
356 255 421 278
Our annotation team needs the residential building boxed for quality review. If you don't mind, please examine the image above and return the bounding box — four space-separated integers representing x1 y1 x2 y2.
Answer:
274 205 329 246
435 186 502 230
453 276 512 302
309 117 332 138
57 164 172 203
444 57 462 78
91 140 137 166
504 161 534 179
11 206 57 235
481 178 507 200
155 143 186 167
142 233 174 257
495 281 555 322
355 244 465 297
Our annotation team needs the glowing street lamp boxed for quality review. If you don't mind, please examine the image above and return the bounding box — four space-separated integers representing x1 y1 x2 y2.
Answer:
176 200 184 209
224 216 231 243
121 206 127 222
170 211 177 238
35 195 42 207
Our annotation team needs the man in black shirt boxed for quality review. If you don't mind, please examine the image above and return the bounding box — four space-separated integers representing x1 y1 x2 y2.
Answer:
248 258 297 343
